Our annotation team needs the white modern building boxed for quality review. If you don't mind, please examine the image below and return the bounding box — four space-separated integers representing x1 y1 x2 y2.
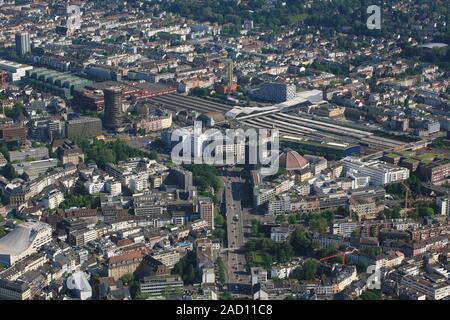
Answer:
343 157 409 186
84 175 122 196
401 276 450 300
0 59 33 82
436 197 449 216
0 221 52 266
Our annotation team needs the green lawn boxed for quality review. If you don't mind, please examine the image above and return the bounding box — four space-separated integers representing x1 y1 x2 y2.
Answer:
403 158 419 165
385 153 402 158
417 153 436 161
250 253 264 264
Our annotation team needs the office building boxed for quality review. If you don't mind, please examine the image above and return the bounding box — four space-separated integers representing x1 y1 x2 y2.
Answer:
8 147 49 162
167 167 193 190
198 197 214 230
103 87 123 130
436 197 449 216
65 117 102 140
139 275 183 296
15 32 31 56
418 160 450 184
68 229 98 246
13 158 59 176
250 82 297 103
0 59 33 82
401 276 450 300
343 157 410 186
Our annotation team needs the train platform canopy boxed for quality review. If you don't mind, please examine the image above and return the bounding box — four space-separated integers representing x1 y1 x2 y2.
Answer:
227 89 324 120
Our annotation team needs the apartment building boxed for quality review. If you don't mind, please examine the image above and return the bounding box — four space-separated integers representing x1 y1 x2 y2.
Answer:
198 198 214 230
401 276 450 300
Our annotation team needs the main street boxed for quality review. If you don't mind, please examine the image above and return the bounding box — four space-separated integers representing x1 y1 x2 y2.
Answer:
219 168 250 295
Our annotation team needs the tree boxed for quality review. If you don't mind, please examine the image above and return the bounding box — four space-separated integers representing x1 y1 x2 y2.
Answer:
0 142 8 160
0 164 18 180
216 257 226 284
0 226 6 238
220 291 233 300
245 238 293 267
173 250 200 285
135 292 151 300
321 211 335 224
184 264 195 285
290 231 313 256
391 207 401 219
250 219 260 237
378 207 401 220
213 228 225 242
308 216 328 233
361 289 381 300
183 164 221 193
301 259 320 280
288 215 297 225
148 150 158 160
275 214 286 224
290 259 320 280
215 211 225 226
120 273 134 286
77 139 149 169
59 187 101 210
5 102 24 120
418 206 435 217
407 175 422 197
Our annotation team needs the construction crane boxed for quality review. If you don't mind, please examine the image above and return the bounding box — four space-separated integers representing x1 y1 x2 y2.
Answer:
402 181 412 209
319 247 358 266
227 59 234 92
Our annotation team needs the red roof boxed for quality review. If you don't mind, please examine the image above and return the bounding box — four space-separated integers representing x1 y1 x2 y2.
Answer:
108 250 144 266
279 149 309 170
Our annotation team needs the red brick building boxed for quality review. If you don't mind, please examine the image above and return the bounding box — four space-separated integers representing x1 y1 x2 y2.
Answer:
419 160 450 184
0 125 27 145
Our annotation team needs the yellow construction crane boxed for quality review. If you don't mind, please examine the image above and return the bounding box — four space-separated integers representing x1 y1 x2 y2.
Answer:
402 181 412 209
227 59 234 93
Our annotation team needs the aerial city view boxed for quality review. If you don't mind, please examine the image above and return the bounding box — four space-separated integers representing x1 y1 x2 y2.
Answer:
0 0 449 303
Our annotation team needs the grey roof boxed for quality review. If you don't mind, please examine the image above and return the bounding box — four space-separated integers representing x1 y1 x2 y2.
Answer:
0 221 51 256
